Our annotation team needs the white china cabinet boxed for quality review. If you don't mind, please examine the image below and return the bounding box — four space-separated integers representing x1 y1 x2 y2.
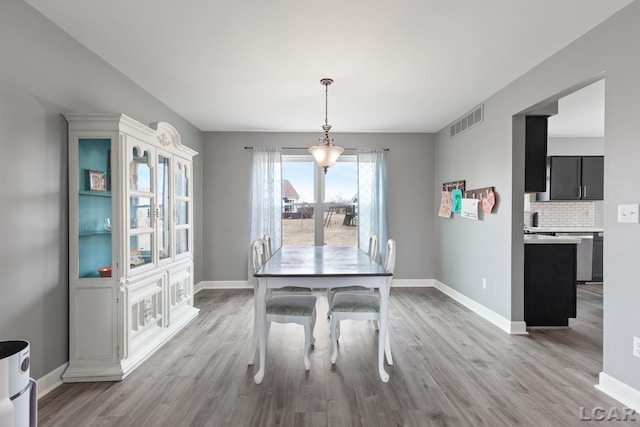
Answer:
63 113 198 382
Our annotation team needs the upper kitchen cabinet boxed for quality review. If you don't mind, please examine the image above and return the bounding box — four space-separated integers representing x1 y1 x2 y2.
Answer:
549 156 603 200
524 116 549 193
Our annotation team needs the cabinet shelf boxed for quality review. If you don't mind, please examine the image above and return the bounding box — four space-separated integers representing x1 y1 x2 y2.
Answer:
79 231 111 237
79 190 112 197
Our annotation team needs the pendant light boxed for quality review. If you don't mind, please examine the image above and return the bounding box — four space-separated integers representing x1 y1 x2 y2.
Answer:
309 78 344 174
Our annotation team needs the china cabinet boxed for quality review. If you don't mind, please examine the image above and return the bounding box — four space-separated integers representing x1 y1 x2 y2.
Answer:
63 113 198 382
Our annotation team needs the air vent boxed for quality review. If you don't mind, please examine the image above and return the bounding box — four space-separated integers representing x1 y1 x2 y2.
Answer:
450 104 484 138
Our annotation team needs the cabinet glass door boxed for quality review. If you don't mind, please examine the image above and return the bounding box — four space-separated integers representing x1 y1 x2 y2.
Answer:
175 161 190 256
157 154 171 262
129 146 154 269
77 138 112 278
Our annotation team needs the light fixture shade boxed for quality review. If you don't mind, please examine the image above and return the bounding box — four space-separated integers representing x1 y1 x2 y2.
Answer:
309 143 344 169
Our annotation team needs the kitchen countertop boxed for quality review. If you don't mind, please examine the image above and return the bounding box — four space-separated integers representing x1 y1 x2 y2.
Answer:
524 226 604 233
524 235 582 244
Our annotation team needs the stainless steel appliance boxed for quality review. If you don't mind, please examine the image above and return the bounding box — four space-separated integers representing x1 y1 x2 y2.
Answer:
0 341 37 427
555 233 594 282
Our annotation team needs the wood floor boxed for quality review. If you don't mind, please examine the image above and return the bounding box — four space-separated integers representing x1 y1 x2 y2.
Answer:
38 284 640 426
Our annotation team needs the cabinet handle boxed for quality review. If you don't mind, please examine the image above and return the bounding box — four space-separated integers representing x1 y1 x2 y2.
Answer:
578 186 582 198
584 186 587 198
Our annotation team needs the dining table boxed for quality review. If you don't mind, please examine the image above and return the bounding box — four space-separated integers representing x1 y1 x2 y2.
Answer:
251 245 393 384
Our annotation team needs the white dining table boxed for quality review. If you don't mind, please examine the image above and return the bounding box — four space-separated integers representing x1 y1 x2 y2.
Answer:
250 245 393 384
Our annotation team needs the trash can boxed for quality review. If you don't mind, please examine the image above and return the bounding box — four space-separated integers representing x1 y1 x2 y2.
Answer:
0 341 37 427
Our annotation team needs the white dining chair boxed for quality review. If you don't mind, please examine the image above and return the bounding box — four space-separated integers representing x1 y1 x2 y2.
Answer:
328 238 396 367
248 238 318 370
326 234 379 318
263 233 313 298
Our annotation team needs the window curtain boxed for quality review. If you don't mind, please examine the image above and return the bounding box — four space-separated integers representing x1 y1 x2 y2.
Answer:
357 149 388 263
250 148 282 252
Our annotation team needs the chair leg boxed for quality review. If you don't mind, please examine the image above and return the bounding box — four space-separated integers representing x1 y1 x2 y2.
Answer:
326 289 334 318
330 318 339 364
303 318 312 370
310 308 317 346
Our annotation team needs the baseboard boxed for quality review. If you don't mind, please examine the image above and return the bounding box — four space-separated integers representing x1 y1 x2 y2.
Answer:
433 280 528 335
391 278 434 288
37 363 67 399
198 280 251 291
596 372 640 412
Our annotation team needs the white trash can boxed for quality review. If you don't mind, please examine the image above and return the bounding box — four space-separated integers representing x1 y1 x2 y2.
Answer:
0 341 37 427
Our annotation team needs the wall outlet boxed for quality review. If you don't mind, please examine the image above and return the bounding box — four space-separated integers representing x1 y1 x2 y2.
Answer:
482 278 487 289
634 336 640 358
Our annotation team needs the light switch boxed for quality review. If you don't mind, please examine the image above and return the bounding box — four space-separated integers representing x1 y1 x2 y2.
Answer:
617 204 639 223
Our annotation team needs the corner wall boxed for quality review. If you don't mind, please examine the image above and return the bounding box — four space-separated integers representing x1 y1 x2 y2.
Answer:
434 0 640 399
0 1 203 379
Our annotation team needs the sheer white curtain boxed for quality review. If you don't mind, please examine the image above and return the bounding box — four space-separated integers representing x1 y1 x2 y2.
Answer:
250 148 282 252
357 149 388 262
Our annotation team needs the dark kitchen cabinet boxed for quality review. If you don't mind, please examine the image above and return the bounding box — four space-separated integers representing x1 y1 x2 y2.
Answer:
525 243 577 326
549 156 603 200
592 233 603 282
524 116 548 193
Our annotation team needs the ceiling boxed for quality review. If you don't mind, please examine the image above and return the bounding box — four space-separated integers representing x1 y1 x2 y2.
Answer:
24 0 629 134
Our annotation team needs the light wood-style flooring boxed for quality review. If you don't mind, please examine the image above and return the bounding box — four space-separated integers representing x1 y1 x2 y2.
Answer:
38 284 640 426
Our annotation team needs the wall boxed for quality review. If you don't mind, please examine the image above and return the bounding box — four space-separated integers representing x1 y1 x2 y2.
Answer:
202 132 435 283
547 137 604 156
434 0 640 398
0 1 203 379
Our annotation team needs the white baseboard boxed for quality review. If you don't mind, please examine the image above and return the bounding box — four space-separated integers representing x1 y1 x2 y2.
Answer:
198 280 251 291
391 278 434 288
596 372 640 412
433 280 528 335
37 363 67 400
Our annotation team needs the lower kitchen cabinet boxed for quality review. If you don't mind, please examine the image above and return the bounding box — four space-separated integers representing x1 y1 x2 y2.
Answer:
592 233 604 282
524 243 577 327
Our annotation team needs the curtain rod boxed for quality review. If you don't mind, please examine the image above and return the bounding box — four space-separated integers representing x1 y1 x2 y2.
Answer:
244 146 389 151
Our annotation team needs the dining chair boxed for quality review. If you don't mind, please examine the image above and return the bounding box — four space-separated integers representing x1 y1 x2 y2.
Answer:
328 238 396 367
248 238 318 370
326 234 379 318
263 233 313 298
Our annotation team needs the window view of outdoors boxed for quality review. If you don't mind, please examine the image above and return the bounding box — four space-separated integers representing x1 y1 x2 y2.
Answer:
282 158 357 246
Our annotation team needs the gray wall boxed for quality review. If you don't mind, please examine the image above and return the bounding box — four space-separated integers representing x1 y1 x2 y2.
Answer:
0 1 203 379
547 137 604 156
434 2 640 391
202 132 436 282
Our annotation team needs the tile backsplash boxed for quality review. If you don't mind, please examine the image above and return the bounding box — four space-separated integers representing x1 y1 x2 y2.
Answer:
525 201 601 228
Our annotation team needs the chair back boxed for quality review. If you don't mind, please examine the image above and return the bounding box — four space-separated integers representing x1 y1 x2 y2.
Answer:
383 239 396 274
249 239 264 276
262 234 273 262
367 235 379 263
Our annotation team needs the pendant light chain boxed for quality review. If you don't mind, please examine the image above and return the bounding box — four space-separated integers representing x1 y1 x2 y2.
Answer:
325 81 329 127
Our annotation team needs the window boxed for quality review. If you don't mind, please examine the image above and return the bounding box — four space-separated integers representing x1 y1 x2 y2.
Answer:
282 155 357 246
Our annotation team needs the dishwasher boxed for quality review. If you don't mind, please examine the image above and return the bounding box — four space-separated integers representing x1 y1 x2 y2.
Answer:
555 232 594 282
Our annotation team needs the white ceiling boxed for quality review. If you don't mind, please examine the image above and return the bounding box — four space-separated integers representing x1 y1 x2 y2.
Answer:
24 0 628 134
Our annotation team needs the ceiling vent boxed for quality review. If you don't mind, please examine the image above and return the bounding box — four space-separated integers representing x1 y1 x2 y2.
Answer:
450 104 484 138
